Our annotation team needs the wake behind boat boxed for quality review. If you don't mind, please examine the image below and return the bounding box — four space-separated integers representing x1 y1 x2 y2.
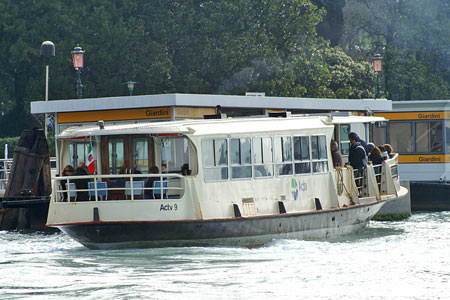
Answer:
46 114 407 249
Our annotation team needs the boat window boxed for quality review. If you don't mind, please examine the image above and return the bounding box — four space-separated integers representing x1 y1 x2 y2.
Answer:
415 121 442 153
108 139 124 174
311 135 328 173
274 136 293 176
253 137 273 178
133 138 148 174
230 138 252 179
293 136 311 174
69 142 96 169
202 139 228 181
370 124 386 147
388 122 413 153
340 124 350 155
160 137 190 173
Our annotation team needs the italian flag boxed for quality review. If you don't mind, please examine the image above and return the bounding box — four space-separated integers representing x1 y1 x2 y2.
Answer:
87 143 95 174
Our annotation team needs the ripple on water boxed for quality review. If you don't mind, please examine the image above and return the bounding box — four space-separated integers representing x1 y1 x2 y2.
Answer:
1 212 450 300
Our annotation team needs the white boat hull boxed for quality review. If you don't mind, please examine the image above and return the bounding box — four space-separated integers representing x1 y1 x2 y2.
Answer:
57 200 386 249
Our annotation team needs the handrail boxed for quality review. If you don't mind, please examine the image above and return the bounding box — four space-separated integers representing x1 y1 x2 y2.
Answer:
0 157 57 190
352 153 400 199
54 173 185 202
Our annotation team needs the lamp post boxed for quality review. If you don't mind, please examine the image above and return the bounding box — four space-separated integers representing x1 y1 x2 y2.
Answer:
124 81 137 96
72 45 85 99
40 41 55 138
372 53 382 99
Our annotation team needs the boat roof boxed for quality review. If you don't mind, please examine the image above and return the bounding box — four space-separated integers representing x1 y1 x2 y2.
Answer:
57 115 385 139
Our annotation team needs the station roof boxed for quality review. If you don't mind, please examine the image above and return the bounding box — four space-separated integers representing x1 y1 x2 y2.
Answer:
31 93 392 114
390 100 450 112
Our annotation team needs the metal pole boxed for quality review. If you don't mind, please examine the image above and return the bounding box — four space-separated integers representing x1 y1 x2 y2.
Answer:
376 73 381 99
76 69 83 99
45 64 49 138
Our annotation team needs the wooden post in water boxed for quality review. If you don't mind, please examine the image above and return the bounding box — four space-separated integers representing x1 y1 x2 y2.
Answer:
2 128 52 230
4 130 35 197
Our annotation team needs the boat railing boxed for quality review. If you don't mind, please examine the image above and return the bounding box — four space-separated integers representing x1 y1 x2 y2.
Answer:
355 153 400 199
53 173 185 202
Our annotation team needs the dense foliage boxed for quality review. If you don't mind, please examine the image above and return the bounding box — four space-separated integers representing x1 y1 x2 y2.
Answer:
340 0 450 100
4 1 448 137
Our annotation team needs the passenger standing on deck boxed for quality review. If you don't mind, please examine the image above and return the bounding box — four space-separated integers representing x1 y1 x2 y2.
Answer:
378 145 389 160
330 140 343 168
368 146 384 165
349 131 368 152
348 133 367 171
384 144 395 158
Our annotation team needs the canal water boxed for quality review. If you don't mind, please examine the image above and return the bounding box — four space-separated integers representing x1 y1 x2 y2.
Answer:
1 212 449 300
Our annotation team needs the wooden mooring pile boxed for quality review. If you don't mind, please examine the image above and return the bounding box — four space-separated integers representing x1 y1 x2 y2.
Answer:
0 129 52 230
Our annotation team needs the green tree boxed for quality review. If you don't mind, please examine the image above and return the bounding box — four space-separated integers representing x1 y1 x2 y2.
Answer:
341 0 450 100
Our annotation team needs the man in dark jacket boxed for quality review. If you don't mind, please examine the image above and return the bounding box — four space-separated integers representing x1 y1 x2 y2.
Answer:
349 132 368 152
348 133 367 170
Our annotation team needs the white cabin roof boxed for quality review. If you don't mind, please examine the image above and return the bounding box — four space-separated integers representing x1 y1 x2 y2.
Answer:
57 115 384 139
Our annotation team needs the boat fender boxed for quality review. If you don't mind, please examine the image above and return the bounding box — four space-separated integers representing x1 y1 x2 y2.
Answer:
233 204 241 218
278 201 286 214
93 207 99 222
315 198 322 211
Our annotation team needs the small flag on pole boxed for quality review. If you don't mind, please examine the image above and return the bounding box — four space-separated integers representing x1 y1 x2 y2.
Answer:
87 143 95 174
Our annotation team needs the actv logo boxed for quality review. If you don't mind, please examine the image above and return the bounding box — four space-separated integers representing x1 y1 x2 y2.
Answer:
291 178 307 200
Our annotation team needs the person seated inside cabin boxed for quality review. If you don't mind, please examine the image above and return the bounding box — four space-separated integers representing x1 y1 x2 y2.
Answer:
60 165 75 201
181 163 191 176
78 162 89 174
119 166 126 174
383 144 395 158
73 166 90 201
145 166 160 199
330 140 343 168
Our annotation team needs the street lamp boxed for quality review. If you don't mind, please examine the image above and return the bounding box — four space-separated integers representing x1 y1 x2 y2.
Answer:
40 41 55 138
72 44 85 99
124 81 137 96
372 53 382 99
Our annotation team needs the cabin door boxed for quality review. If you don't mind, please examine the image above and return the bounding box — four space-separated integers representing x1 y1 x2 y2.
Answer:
101 135 154 175
101 135 154 199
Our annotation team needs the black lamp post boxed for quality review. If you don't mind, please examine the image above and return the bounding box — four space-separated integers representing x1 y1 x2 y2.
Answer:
40 41 55 138
72 45 85 99
372 53 382 99
124 81 137 96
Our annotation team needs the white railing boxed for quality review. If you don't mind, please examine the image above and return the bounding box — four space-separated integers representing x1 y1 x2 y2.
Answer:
54 173 185 202
0 157 56 191
354 153 400 199
0 158 13 190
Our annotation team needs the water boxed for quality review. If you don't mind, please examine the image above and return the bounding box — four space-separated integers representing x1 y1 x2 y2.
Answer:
1 212 450 300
